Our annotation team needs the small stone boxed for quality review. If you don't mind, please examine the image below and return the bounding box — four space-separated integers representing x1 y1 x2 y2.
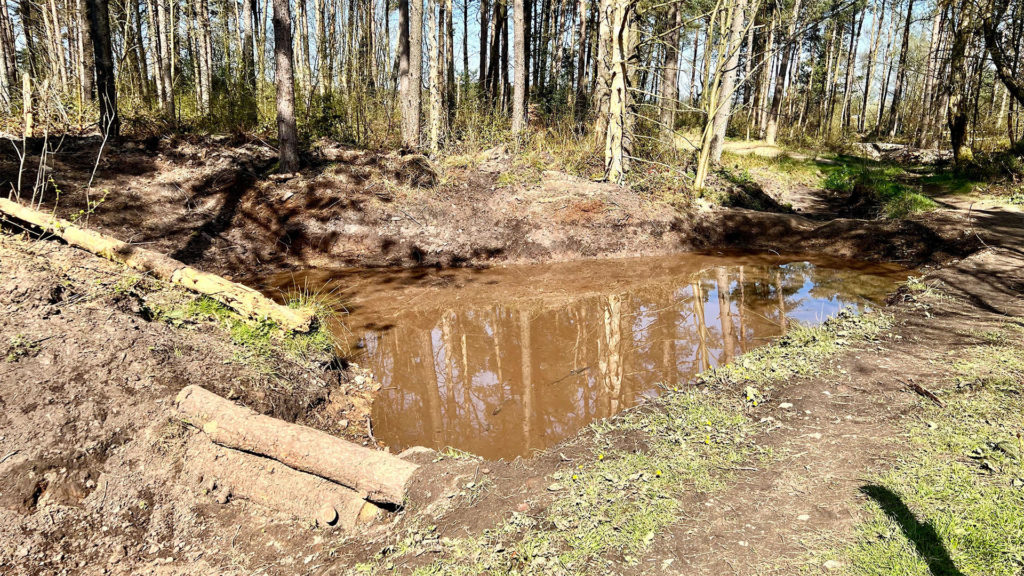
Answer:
317 504 338 527
823 559 844 571
797 514 810 521
516 502 530 512
215 488 231 504
547 483 564 492
481 467 491 475
778 402 793 409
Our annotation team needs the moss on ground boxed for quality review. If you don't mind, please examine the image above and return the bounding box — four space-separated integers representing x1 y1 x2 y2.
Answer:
145 290 335 376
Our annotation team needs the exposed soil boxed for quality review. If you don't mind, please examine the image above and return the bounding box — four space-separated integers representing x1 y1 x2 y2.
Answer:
1 136 1022 574
0 136 988 280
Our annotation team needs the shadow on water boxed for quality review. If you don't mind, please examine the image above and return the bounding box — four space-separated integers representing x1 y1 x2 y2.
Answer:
860 485 966 576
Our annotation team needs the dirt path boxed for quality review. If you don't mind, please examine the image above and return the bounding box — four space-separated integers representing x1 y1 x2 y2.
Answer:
630 249 1024 575
624 188 1024 575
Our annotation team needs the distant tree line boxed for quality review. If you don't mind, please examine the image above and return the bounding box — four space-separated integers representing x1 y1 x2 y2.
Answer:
1 0 1021 180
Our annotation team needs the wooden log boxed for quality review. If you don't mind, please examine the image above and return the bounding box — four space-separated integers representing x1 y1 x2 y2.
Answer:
0 197 313 332
176 385 420 505
186 440 382 530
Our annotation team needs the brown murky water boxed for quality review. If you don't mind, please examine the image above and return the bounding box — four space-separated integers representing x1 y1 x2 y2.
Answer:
266 253 909 460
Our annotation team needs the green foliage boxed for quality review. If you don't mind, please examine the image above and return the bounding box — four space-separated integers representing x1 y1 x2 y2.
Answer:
821 162 937 218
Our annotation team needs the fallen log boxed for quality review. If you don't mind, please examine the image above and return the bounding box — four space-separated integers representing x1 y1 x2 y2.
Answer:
176 385 420 505
187 440 381 529
0 198 313 332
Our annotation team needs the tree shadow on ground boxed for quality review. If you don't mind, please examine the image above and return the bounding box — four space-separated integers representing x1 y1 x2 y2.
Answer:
860 485 966 576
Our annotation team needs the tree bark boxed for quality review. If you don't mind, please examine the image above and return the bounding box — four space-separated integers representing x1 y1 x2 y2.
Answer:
428 0 442 149
764 0 801 144
176 385 420 505
272 0 300 172
85 0 120 138
186 441 381 530
480 0 490 87
511 0 528 132
658 0 681 142
885 0 914 137
399 0 422 148
241 0 258 126
602 0 632 183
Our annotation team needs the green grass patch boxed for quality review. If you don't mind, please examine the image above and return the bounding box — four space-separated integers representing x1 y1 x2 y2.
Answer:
821 161 938 219
701 308 892 387
835 322 1024 576
149 294 336 373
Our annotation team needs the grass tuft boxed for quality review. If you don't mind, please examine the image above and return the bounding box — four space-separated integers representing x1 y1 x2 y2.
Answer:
701 308 892 386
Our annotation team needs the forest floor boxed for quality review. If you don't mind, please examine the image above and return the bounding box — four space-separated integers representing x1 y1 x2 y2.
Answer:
1 135 1023 575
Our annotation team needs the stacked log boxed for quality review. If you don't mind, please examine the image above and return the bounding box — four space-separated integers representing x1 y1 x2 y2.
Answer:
175 385 427 530
188 441 381 529
176 385 420 505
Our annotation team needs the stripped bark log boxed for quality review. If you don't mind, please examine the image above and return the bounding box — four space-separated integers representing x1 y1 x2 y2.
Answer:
187 440 382 529
176 385 420 505
0 198 313 332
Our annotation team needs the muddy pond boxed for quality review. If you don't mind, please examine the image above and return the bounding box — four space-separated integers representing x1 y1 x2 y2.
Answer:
266 253 910 460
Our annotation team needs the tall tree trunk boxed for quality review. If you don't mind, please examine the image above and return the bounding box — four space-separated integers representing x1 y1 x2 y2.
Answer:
874 2 895 132
511 0 527 132
156 0 175 118
885 0 914 137
574 0 588 94
272 0 300 172
915 5 942 145
76 0 96 106
601 0 633 182
428 0 442 149
858 0 885 133
241 0 258 125
480 0 489 87
764 0 801 144
85 0 119 137
658 0 681 142
399 0 419 148
946 0 976 164
694 0 748 190
0 3 15 112
840 6 865 129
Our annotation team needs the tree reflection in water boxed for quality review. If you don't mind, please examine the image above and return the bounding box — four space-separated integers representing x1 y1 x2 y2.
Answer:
266 254 909 459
